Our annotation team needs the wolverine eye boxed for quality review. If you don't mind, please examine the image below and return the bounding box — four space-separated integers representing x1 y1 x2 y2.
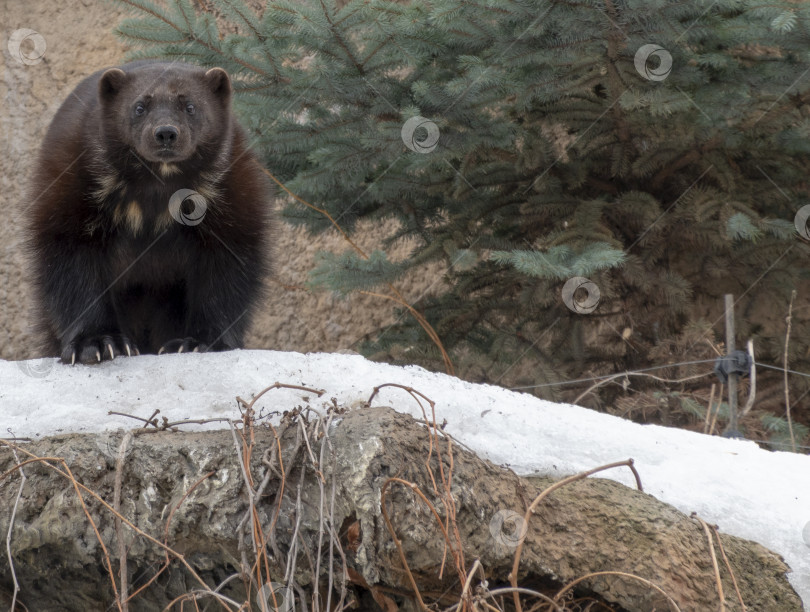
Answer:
134 102 146 116
185 103 195 115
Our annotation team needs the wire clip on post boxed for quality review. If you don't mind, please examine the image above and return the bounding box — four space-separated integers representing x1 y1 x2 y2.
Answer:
713 350 752 385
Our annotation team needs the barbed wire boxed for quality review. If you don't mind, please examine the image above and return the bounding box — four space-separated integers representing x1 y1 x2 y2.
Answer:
507 357 810 451
508 359 718 391
509 358 810 392
755 361 810 379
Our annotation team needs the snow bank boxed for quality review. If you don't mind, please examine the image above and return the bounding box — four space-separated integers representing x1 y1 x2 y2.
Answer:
1 349 808 607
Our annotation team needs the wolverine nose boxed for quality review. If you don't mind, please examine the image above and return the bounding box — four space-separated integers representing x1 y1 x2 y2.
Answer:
154 125 179 146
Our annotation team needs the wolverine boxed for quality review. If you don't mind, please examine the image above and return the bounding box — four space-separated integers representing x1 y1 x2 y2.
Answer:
26 61 272 364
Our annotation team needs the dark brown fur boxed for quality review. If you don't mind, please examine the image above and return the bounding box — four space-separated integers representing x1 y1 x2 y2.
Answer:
26 61 272 364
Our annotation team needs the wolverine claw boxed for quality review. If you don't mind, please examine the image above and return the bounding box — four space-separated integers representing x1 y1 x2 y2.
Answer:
159 337 205 355
60 333 136 364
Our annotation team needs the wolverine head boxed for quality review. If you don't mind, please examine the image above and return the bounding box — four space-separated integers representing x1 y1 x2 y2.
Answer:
98 62 232 164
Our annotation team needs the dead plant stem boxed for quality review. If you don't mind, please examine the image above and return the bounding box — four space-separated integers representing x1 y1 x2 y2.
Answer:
5 446 25 612
694 514 725 611
783 290 797 451
712 524 747 611
509 459 643 612
704 384 716 434
0 442 232 612
114 432 133 612
553 571 682 612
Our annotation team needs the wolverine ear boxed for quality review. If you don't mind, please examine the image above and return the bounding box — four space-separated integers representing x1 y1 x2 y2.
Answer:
99 68 128 101
204 67 231 99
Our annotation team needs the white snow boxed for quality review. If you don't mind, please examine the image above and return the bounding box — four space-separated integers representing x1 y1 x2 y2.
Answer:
2 349 809 607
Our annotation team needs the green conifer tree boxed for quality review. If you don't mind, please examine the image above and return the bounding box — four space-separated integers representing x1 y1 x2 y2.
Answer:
113 0 810 434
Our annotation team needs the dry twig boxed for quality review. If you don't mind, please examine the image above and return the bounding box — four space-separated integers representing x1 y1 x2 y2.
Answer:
5 446 25 612
693 514 725 611
0 442 232 612
381 477 458 611
709 383 724 435
510 459 643 612
783 290 798 451
124 470 216 603
574 370 713 405
704 384 716 434
114 432 133 612
712 524 747 611
553 571 682 612
370 383 468 599
739 340 756 420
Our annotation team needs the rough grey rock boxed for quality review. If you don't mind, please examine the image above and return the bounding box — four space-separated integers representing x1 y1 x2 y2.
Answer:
0 407 801 611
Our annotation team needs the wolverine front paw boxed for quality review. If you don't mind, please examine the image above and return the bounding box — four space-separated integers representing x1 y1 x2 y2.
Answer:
61 334 138 365
158 337 208 355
